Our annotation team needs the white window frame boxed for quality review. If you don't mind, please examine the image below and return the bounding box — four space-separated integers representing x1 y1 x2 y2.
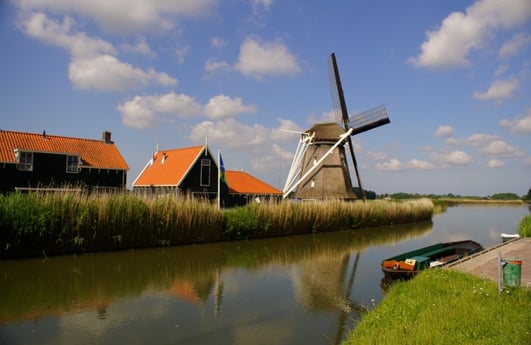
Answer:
200 159 211 187
66 155 79 173
15 150 33 171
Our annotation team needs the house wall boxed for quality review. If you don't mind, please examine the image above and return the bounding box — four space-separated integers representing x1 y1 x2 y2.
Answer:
0 152 126 193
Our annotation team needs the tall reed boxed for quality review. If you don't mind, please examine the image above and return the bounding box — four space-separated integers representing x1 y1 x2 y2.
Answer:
0 193 433 258
519 215 531 237
223 198 434 239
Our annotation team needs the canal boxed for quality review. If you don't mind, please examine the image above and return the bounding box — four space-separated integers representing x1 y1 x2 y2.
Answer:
0 205 528 345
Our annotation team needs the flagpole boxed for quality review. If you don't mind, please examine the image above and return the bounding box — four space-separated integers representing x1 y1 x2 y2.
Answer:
217 148 220 210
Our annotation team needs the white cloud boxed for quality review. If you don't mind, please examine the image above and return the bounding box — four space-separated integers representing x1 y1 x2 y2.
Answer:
21 12 116 57
204 59 232 72
409 0 531 69
149 92 202 116
500 108 531 133
375 158 434 171
118 92 202 128
488 159 504 168
479 140 525 156
121 38 156 58
204 95 257 119
119 93 260 128
190 119 269 148
446 133 499 147
20 13 177 92
434 125 454 137
251 144 294 174
270 118 304 141
376 158 402 171
473 78 519 101
499 32 531 59
235 38 301 78
307 110 337 125
69 55 177 91
117 96 155 129
408 159 435 170
367 151 387 161
430 150 472 165
17 0 217 34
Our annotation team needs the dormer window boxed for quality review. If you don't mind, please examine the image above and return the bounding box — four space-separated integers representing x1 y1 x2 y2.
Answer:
15 150 33 171
66 155 79 173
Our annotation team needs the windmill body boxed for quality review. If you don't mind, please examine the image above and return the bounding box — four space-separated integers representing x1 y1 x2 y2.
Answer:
282 53 390 201
293 123 356 200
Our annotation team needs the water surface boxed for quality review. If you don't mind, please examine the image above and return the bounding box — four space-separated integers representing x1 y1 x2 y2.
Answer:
1 205 527 345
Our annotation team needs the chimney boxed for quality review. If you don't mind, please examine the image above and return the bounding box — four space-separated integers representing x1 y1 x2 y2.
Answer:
102 131 112 143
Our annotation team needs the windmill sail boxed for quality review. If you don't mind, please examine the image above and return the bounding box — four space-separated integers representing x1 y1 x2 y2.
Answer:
349 104 390 135
329 53 366 200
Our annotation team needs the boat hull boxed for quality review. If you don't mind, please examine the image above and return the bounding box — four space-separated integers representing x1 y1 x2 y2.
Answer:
381 240 483 280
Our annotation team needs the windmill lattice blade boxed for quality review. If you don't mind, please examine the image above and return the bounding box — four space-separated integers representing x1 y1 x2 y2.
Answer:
349 104 390 135
328 53 349 128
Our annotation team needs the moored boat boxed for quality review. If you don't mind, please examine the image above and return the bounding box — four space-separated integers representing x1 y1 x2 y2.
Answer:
381 240 483 279
501 233 520 242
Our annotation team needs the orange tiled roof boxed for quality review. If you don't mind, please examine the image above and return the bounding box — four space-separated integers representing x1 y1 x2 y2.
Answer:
0 130 128 170
226 170 282 195
133 146 205 186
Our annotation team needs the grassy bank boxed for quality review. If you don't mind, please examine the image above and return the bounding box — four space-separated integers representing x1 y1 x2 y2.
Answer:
344 269 530 345
436 197 525 206
519 215 531 237
0 192 433 258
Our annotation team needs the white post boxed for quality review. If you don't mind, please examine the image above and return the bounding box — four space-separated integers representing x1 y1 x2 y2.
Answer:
498 251 502 294
217 148 220 210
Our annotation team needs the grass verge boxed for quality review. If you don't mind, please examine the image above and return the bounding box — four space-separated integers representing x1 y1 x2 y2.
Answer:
344 269 530 345
519 215 531 238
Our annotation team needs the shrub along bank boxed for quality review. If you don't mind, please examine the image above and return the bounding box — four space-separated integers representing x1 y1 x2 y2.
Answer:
0 192 433 258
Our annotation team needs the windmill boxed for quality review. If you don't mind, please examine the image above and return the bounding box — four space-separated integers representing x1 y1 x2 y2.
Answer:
282 53 390 201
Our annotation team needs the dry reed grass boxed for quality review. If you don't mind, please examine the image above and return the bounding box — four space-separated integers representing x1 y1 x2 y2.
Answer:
0 192 433 258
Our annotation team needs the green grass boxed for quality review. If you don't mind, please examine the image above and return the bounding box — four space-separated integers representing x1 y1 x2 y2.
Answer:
344 269 530 345
519 215 531 238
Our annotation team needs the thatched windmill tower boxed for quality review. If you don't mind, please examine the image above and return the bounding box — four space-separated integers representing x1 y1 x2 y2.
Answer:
283 53 390 201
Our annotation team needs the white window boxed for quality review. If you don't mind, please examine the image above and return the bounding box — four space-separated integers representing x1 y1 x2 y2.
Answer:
200 159 211 186
16 151 33 171
66 155 79 173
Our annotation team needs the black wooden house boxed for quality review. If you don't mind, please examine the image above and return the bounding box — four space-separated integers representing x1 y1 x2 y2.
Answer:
0 130 129 193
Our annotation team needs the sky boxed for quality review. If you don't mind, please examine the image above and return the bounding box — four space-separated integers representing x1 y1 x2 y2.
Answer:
1 0 530 196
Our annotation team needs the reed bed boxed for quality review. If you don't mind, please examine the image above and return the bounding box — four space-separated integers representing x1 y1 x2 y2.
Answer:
223 198 434 239
0 192 433 258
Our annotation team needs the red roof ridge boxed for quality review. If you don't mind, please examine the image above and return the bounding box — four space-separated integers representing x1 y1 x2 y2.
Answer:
0 129 128 170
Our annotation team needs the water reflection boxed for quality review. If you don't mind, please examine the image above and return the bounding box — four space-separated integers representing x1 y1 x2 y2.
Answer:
0 221 432 345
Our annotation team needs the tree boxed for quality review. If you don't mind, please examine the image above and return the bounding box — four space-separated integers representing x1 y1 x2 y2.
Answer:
490 193 519 200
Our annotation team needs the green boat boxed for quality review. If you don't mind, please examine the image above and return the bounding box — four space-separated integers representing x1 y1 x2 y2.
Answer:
381 240 483 279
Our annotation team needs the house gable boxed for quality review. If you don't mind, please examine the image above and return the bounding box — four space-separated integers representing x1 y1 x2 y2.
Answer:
133 146 224 197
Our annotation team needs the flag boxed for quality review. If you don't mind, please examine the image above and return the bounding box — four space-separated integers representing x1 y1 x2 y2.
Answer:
219 153 227 185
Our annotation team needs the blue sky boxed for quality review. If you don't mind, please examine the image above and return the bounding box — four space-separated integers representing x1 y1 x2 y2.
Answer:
1 0 530 196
